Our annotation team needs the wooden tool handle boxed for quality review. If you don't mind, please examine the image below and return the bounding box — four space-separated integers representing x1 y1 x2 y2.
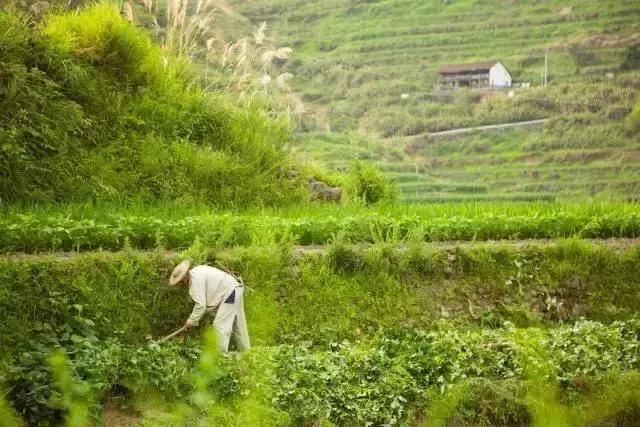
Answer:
158 326 186 342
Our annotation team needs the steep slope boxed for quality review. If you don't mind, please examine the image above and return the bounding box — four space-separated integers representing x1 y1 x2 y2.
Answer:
0 6 303 205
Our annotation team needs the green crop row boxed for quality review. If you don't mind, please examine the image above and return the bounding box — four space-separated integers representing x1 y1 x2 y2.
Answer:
272 320 640 425
2 209 640 252
5 318 640 426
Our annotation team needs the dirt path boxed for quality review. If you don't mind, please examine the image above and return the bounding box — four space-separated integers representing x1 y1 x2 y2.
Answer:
388 118 550 143
3 238 638 262
101 402 141 427
428 118 550 137
294 237 640 253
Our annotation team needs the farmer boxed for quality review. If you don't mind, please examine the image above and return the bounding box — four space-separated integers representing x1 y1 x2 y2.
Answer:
169 261 250 352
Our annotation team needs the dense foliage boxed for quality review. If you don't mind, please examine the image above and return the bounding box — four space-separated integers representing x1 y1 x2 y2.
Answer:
2 240 639 361
5 316 640 426
349 160 398 204
4 308 203 425
1 203 639 252
0 7 302 205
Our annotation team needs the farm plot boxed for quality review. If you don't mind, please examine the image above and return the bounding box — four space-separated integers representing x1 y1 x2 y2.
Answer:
5 319 640 426
2 238 640 425
3 2 640 425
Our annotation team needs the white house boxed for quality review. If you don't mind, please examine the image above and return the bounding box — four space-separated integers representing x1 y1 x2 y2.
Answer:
438 60 512 90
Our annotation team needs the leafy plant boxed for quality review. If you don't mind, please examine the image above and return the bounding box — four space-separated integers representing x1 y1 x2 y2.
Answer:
2 203 640 252
348 161 397 204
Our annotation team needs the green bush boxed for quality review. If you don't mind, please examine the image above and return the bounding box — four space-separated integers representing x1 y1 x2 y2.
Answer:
425 379 531 426
348 161 397 204
5 309 203 424
326 241 363 274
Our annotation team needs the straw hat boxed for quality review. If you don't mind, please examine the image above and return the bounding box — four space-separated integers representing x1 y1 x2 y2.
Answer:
169 260 190 285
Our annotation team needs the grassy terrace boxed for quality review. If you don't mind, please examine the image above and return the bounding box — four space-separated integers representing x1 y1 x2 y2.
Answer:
234 0 640 133
1 201 639 252
3 238 640 424
224 0 640 203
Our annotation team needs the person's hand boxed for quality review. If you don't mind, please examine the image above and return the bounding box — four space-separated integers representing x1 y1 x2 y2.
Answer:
183 322 194 332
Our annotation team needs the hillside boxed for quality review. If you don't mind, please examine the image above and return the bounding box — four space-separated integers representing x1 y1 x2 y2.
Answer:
224 0 640 202
233 0 640 134
0 6 303 206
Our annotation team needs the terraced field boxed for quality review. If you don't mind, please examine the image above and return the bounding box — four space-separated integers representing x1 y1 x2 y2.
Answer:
233 0 640 133
226 0 640 202
295 122 640 202
4 3 640 426
3 205 640 425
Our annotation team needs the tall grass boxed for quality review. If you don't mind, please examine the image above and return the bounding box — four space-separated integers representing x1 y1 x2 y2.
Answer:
0 6 303 206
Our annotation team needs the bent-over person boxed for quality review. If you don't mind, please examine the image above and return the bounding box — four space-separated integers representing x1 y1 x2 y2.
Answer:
169 261 250 352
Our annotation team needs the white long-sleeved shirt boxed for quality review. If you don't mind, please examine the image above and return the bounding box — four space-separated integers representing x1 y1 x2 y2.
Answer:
186 265 238 326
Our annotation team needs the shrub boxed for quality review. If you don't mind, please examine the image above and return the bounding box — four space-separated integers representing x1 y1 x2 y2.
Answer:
426 379 531 426
348 160 397 204
326 241 362 274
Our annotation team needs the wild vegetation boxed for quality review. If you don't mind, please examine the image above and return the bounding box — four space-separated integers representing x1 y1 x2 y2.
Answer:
0 5 301 206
